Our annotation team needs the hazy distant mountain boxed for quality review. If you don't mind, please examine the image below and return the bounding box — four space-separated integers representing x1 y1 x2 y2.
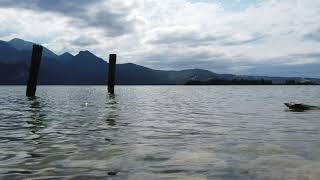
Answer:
0 38 319 85
0 40 28 64
8 38 58 59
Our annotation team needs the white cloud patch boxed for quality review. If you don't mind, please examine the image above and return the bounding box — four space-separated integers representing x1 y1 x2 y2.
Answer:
0 0 319 76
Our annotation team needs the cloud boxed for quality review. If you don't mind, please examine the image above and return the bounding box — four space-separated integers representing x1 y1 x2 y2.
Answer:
0 27 13 38
0 0 100 12
222 33 267 46
145 26 225 46
145 26 267 47
0 0 140 36
71 36 99 46
0 0 320 77
242 52 320 77
304 29 320 42
245 61 320 78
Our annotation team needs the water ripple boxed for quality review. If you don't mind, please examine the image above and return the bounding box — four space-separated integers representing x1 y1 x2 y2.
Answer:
0 86 319 179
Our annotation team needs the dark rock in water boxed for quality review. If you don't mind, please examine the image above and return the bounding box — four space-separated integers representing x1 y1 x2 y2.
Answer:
284 103 320 111
108 172 117 176
105 138 112 142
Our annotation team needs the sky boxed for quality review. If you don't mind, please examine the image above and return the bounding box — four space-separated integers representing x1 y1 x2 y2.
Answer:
0 0 319 77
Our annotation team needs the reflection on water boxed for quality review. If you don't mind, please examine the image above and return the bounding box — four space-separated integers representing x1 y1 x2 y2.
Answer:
27 97 46 135
0 86 320 179
106 94 118 127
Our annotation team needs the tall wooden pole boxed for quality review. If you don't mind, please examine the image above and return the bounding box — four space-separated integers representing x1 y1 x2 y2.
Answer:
26 44 43 97
108 54 117 94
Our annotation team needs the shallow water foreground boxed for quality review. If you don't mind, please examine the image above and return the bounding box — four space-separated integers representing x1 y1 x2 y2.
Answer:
0 86 320 179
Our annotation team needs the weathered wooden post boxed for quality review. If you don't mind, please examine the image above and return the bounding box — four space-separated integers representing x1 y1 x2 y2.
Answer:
26 44 43 97
108 54 117 94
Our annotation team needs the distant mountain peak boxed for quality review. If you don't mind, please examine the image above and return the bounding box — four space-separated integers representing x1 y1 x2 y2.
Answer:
78 50 93 54
8 38 33 50
8 38 43 48
7 38 58 58
72 50 106 64
58 52 74 63
9 38 26 42
60 52 74 57
76 50 97 58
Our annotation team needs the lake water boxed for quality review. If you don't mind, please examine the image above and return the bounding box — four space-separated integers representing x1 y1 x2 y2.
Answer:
0 86 320 180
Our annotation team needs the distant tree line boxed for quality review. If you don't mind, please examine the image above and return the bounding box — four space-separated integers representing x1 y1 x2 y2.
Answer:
185 79 273 85
285 80 316 85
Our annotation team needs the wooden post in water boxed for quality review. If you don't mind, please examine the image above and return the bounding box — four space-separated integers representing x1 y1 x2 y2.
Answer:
108 54 117 94
26 44 43 97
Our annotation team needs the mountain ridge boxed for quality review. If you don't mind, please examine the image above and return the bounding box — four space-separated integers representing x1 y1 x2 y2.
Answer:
0 38 319 85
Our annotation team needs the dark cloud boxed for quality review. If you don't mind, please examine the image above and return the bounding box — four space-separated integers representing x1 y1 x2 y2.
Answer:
0 0 101 15
0 0 138 36
82 9 138 37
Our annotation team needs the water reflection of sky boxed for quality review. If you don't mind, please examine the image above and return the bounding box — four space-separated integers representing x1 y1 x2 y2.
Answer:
0 86 319 179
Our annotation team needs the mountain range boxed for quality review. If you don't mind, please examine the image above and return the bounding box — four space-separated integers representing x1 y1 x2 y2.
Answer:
0 38 319 85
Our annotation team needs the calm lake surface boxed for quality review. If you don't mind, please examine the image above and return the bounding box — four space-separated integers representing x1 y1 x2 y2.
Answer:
0 86 320 180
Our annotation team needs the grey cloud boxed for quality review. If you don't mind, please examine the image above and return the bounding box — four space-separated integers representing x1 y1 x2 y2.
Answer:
137 48 226 69
0 0 101 15
82 10 138 37
134 50 246 74
304 29 320 42
230 53 320 78
148 29 224 46
0 0 138 36
153 58 320 78
245 62 320 78
0 28 13 37
288 52 320 59
222 34 267 46
71 36 99 46
148 28 267 47
135 50 320 78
